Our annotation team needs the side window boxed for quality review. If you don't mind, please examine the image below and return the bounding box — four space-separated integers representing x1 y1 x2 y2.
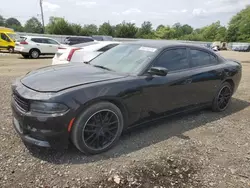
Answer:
31 38 42 43
45 39 59 45
98 44 119 52
210 54 218 64
190 49 218 67
1 33 11 42
153 48 189 72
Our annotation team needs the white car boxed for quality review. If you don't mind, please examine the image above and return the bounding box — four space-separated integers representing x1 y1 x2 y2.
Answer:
52 41 120 65
14 36 67 59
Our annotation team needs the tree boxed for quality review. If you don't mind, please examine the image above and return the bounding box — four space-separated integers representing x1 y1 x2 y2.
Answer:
115 21 138 38
5 17 23 31
155 25 176 39
136 21 154 38
215 26 227 41
99 22 114 36
80 24 98 36
156 24 164 31
71 23 82 35
0 15 5 26
181 24 193 35
226 6 250 42
46 17 74 35
24 17 43 33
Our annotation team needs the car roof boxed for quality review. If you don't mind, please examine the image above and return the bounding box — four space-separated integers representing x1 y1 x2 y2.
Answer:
66 36 93 39
92 35 113 37
95 41 120 44
126 40 211 50
22 35 56 39
72 41 120 47
77 41 121 51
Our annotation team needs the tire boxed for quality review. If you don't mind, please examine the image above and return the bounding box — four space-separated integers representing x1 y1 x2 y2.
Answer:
71 102 124 155
29 49 40 59
22 54 29 58
212 82 233 112
8 47 14 53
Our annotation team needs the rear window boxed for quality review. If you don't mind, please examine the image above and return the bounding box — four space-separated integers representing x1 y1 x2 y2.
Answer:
18 37 26 42
103 36 113 41
92 36 103 41
92 35 113 41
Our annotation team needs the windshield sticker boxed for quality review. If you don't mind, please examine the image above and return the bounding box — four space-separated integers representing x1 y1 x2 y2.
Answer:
139 47 157 52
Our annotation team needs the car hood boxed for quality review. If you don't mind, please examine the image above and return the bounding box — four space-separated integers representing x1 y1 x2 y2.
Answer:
21 64 127 92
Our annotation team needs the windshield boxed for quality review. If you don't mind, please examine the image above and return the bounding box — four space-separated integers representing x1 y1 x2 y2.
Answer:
7 33 17 40
89 44 158 74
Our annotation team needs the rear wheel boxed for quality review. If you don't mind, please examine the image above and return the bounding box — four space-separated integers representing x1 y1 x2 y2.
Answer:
30 49 40 59
71 102 124 154
212 82 233 112
8 47 14 53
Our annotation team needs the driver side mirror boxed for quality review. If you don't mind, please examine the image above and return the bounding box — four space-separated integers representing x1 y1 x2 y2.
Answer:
148 67 168 76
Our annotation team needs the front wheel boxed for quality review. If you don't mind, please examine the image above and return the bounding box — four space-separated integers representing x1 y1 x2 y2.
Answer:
71 102 124 155
212 82 233 112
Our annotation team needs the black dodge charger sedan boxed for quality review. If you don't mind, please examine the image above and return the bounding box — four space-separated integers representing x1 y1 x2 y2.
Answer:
11 41 242 154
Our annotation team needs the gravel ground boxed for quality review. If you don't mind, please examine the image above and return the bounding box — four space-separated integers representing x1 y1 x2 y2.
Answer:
0 52 250 188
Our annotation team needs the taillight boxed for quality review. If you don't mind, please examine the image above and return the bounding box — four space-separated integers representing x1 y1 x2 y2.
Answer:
67 48 81 61
20 41 28 45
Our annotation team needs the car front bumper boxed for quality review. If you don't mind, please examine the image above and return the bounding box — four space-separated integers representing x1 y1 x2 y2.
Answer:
11 99 71 150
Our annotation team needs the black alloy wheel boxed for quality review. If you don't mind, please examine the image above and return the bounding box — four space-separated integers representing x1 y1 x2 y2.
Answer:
82 110 119 150
218 86 232 110
71 102 124 154
212 82 232 112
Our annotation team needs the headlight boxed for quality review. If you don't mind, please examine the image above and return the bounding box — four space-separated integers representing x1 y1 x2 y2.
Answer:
30 102 68 114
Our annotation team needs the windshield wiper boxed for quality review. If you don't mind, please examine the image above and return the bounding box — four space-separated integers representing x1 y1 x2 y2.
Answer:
93 65 113 71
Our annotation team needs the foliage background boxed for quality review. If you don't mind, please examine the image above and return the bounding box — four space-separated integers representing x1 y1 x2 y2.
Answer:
1 6 250 42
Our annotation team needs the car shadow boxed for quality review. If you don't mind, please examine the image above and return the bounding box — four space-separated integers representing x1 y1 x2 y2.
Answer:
17 56 54 59
26 97 250 164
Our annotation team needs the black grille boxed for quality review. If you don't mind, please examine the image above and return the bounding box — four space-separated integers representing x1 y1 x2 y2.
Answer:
13 94 29 112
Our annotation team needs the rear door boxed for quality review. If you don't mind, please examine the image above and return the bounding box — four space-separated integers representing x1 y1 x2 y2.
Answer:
0 33 11 49
187 47 224 105
30 38 48 53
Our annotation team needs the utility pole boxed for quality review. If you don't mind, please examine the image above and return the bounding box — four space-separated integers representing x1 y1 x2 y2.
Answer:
39 0 45 33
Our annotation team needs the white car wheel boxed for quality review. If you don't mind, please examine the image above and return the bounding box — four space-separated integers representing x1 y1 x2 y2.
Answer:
30 50 40 59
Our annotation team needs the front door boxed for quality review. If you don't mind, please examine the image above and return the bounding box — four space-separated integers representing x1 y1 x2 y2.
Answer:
43 38 60 54
141 47 195 118
0 33 11 49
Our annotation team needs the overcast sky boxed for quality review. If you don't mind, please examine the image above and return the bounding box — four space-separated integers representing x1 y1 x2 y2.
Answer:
0 0 249 28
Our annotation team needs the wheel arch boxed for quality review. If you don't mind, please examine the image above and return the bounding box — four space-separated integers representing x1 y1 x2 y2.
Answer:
7 45 14 49
73 97 129 130
29 48 41 54
223 79 235 91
